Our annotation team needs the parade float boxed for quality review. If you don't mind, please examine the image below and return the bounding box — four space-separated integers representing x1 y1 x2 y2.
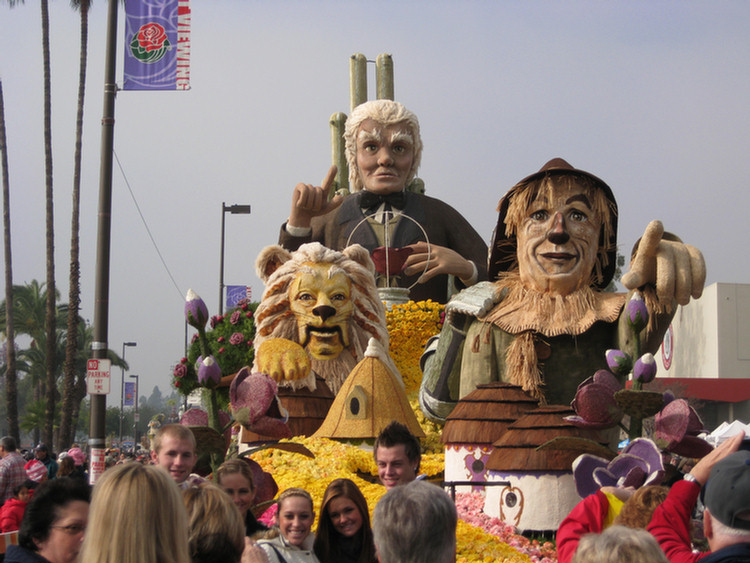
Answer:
166 54 710 563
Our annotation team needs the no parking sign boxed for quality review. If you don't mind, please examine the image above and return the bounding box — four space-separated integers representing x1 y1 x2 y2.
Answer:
86 358 112 395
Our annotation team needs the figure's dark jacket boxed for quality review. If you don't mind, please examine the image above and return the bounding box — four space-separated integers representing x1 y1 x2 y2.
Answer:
279 191 488 304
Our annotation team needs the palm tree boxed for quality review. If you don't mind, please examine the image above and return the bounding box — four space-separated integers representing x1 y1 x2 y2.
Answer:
40 0 57 447
59 0 93 453
0 281 62 444
0 79 19 441
0 281 60 338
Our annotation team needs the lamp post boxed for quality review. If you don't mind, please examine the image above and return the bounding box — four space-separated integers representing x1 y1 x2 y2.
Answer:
119 341 136 450
219 203 251 315
130 374 139 454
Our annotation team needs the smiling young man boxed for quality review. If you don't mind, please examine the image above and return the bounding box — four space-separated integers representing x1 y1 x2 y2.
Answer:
374 421 422 491
150 424 203 489
278 99 487 304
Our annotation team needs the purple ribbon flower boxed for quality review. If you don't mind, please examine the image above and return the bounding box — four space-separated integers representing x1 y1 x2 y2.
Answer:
185 289 209 329
633 353 657 384
196 355 221 387
626 291 649 333
654 398 712 458
606 349 633 377
567 370 624 429
573 438 665 498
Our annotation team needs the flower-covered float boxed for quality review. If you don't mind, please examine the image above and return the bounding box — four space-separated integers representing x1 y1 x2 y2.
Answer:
172 158 716 560
171 244 555 562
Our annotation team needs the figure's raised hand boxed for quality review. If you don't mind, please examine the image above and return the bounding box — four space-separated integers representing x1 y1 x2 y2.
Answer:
288 165 343 229
403 241 476 284
621 220 706 306
255 338 311 383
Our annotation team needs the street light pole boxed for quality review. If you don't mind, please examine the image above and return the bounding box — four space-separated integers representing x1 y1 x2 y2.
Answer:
89 0 119 486
219 203 251 315
119 342 136 449
130 374 139 454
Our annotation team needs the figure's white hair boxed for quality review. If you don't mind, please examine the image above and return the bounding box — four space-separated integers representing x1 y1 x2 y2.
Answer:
344 100 423 192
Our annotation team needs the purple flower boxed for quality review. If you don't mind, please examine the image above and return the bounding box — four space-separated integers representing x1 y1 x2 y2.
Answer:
173 364 187 379
654 399 712 457
567 370 624 429
606 349 633 377
626 292 649 333
573 438 665 498
229 332 244 346
229 367 291 439
196 355 221 387
185 289 209 329
230 311 242 325
633 353 657 384
180 407 232 444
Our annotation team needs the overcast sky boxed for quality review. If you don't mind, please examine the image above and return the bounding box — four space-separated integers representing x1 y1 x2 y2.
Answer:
1 1 749 404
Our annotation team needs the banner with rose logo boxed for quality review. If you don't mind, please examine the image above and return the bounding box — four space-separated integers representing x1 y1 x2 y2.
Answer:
123 0 191 90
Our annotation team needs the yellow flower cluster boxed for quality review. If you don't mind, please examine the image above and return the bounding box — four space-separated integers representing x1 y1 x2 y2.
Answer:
385 300 444 395
251 436 529 563
253 436 384 514
410 396 445 455
456 521 533 563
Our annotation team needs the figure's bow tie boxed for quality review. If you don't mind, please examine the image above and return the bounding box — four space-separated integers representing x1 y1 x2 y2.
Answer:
359 190 406 212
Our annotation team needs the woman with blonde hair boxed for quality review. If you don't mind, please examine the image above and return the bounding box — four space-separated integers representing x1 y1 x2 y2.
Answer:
78 463 190 563
216 458 268 537
258 488 320 563
314 479 376 563
183 482 268 563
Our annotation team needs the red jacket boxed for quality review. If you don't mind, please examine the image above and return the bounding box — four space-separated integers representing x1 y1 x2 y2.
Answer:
647 479 706 563
556 490 609 563
0 497 27 533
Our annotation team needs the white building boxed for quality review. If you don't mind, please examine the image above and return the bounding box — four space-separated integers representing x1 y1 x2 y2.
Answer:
654 283 750 428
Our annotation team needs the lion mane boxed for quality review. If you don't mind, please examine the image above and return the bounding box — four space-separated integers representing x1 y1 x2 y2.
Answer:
253 242 390 394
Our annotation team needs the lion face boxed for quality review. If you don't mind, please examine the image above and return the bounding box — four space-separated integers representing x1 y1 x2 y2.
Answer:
289 262 354 360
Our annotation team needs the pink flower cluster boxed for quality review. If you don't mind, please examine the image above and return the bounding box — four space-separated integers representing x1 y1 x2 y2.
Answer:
258 503 277 527
455 493 557 563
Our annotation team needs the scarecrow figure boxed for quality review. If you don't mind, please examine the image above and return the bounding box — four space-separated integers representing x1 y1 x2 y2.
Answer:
420 158 705 423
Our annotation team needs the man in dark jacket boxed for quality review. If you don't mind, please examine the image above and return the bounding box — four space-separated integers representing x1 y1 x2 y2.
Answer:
648 432 750 563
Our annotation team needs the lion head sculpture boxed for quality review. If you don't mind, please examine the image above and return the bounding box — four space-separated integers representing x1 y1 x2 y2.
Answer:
254 242 391 394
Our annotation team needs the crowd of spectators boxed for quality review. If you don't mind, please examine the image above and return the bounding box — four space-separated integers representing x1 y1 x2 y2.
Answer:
3 422 748 563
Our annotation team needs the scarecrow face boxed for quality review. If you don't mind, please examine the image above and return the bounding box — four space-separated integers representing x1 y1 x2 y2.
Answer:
289 262 353 359
516 182 601 295
355 119 414 195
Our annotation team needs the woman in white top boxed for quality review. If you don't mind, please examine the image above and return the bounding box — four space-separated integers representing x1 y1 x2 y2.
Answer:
258 488 320 563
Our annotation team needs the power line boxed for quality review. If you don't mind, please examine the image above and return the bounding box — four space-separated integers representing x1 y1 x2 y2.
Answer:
112 150 184 301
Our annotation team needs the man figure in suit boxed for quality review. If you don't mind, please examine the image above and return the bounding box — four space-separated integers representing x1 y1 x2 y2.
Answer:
279 99 487 304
